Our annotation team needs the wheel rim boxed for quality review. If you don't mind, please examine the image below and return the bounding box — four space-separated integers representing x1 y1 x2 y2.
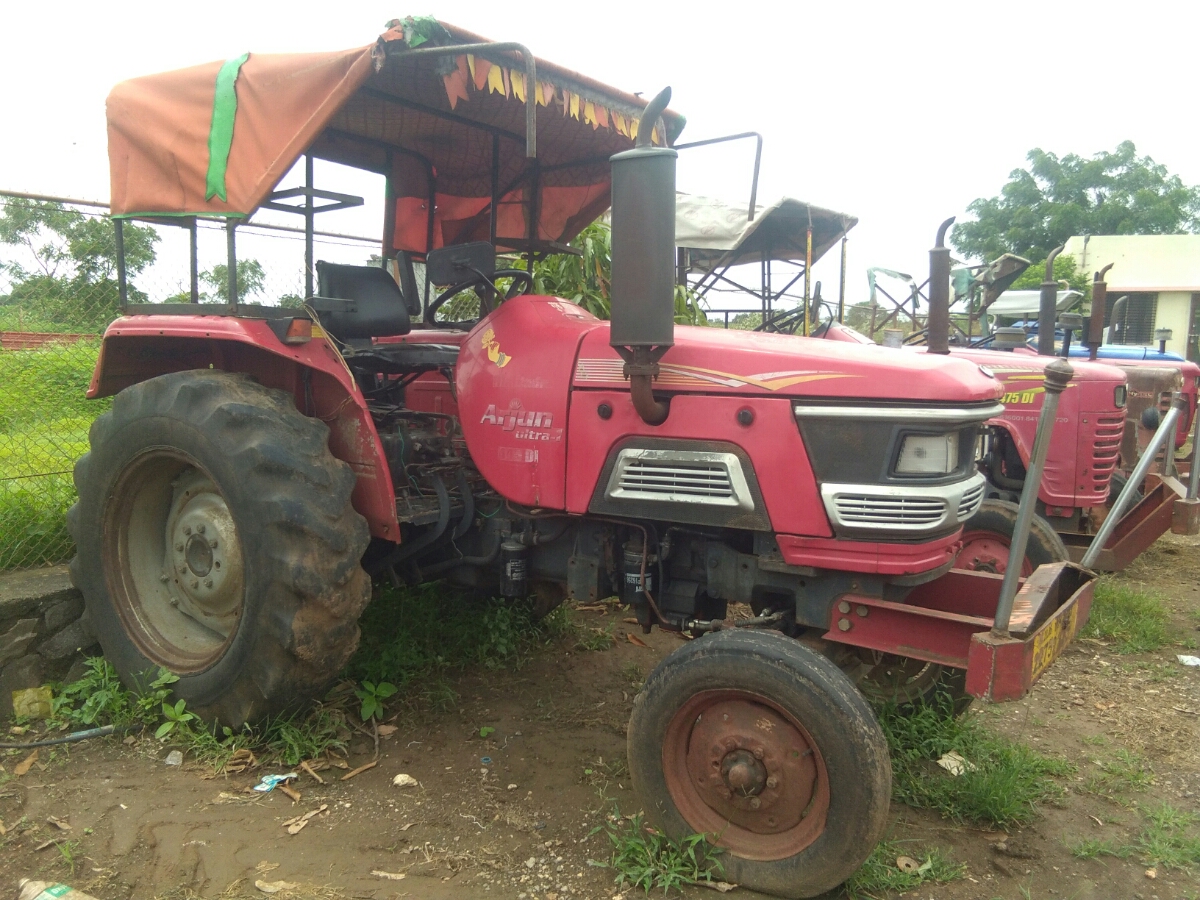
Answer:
103 450 245 673
855 652 945 705
956 530 1032 576
661 689 830 861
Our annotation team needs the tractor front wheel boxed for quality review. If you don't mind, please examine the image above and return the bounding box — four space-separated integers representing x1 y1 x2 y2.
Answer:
68 371 371 726
627 629 891 899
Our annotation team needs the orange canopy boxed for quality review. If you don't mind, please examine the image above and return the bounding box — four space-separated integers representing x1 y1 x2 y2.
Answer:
106 18 686 254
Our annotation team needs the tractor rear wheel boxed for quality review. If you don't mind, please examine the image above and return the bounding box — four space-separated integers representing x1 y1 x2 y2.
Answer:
627 629 891 899
853 651 973 716
956 499 1069 577
68 371 371 726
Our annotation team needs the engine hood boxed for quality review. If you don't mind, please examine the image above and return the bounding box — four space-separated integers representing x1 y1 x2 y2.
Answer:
574 323 1004 403
943 346 1128 386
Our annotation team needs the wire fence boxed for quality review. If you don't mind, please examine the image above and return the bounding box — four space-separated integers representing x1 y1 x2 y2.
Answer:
0 189 382 571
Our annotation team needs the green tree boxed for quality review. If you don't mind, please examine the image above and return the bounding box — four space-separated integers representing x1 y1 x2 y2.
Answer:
951 141 1200 262
200 259 266 303
0 199 158 330
526 220 706 325
1007 254 1090 295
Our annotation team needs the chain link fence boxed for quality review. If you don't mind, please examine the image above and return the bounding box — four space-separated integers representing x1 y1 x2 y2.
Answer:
0 190 381 571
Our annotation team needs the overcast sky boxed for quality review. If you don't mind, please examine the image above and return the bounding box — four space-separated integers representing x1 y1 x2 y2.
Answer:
5 0 1199 307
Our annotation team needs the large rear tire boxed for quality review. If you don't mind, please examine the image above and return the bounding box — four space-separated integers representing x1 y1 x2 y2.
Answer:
627 629 891 899
956 498 1069 576
68 371 371 726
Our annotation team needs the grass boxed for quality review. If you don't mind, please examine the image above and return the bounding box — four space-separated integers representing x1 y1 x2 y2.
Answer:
1070 802 1200 872
877 694 1074 828
346 582 571 710
576 620 617 651
590 810 724 893
1083 748 1155 798
843 840 965 899
1080 580 1170 653
0 342 107 570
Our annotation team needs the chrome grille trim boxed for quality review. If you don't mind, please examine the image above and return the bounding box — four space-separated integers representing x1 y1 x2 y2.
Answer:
793 402 1004 423
606 449 754 510
820 472 988 536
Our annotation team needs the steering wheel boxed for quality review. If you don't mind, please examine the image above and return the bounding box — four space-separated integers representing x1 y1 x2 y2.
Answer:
425 268 535 326
902 328 928 345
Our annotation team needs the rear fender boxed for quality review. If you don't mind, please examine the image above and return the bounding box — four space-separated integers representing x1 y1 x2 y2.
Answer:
90 316 399 542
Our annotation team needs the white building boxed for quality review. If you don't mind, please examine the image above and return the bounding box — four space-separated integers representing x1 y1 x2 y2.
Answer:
1062 234 1200 359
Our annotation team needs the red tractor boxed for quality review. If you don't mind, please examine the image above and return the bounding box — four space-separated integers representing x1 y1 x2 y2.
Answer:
74 21 1093 898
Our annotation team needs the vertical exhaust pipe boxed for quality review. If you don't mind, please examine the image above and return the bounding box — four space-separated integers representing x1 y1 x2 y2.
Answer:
1087 263 1113 360
926 217 954 354
1037 245 1064 356
610 87 677 425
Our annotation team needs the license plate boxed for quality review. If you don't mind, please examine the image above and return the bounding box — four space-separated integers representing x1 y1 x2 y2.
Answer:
1030 602 1079 683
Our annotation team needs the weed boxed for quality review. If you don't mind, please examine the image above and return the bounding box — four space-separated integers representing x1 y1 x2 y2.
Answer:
1083 748 1154 797
354 681 397 721
56 838 81 875
348 583 559 698
1069 837 1128 860
591 810 723 893
263 708 348 766
155 698 198 739
1081 734 1109 746
1137 802 1200 871
620 662 646 689
878 694 1074 828
1081 581 1169 652
1070 804 1200 871
577 620 616 652
844 840 965 899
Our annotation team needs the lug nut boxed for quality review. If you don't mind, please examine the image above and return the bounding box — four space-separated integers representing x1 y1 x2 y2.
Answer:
183 526 192 535
752 748 764 760
175 543 184 552
170 598 178 607
192 580 200 589
766 776 778 789
197 524 205 534
159 574 169 583
209 539 218 549
721 788 732 800
204 579 213 588
749 797 761 809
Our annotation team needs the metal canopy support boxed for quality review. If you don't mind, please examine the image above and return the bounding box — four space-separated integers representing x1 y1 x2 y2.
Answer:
490 134 500 245
673 132 763 221
226 221 238 311
304 154 314 298
114 219 128 310
838 234 847 323
189 218 200 303
386 41 539 158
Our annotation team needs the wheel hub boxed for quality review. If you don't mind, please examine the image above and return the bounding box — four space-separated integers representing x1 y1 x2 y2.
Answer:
957 531 1031 576
683 697 817 834
163 470 244 638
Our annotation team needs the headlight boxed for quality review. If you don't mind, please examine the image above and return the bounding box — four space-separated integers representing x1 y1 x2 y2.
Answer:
896 433 959 475
1114 385 1127 408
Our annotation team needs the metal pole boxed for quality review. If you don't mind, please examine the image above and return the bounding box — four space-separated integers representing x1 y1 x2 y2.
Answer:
1188 403 1200 501
837 234 847 323
490 134 500 245
114 219 128 310
189 218 199 303
304 154 314 299
226 220 238 310
993 359 1074 635
1088 263 1113 360
1082 393 1188 569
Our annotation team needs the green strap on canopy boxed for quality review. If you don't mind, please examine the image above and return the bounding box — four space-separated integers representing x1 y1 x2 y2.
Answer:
205 53 250 202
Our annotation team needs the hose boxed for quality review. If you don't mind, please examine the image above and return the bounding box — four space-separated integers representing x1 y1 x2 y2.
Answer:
0 724 124 749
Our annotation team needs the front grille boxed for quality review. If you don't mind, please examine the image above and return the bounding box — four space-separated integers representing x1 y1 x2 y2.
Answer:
1091 414 1124 490
618 461 734 501
957 481 985 519
834 494 948 526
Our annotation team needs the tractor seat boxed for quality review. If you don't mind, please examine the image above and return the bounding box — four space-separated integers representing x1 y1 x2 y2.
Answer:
311 261 411 341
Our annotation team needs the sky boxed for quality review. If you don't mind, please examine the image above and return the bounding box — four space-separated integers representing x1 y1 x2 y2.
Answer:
4 0 1200 308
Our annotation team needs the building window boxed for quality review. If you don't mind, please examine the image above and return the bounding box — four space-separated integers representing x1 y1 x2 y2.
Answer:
1106 292 1158 345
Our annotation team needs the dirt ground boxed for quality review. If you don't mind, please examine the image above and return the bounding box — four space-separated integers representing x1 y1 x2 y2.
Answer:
2 533 1200 900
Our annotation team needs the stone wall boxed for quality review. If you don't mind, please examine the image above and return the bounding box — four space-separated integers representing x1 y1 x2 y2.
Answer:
0 565 99 718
